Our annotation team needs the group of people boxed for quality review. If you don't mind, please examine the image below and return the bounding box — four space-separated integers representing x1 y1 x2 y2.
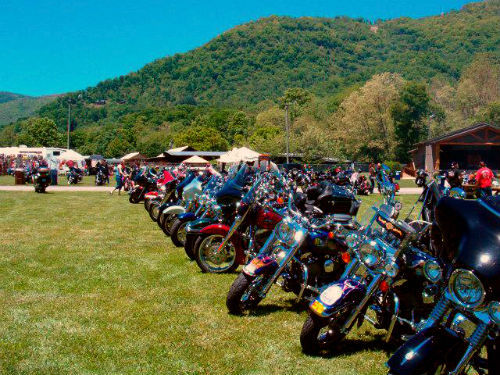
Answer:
445 160 496 197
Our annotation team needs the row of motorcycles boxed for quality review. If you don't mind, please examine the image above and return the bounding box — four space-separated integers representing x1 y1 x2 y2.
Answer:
131 163 499 375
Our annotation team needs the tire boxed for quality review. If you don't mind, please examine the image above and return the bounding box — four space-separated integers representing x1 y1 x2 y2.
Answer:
226 273 262 315
184 234 198 260
148 201 161 222
129 189 142 204
300 313 346 355
195 234 238 274
170 219 189 247
144 199 152 212
162 213 176 236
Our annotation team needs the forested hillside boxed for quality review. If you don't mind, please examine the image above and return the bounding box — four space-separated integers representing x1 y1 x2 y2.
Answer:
1 0 499 161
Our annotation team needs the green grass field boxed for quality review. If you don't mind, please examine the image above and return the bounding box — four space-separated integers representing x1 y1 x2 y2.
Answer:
0 192 420 375
0 175 112 187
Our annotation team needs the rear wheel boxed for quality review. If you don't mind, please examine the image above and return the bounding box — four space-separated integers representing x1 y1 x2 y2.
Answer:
170 219 189 247
300 313 346 355
226 273 263 315
195 234 238 273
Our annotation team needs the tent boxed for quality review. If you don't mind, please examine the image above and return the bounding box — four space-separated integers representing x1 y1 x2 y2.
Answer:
121 152 145 163
58 149 85 161
217 147 261 164
181 155 210 166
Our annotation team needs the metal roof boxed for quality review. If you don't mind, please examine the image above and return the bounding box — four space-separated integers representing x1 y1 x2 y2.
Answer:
167 151 226 157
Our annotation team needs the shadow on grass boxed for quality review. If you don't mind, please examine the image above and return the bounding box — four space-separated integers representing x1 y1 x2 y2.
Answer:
304 334 391 358
249 299 307 316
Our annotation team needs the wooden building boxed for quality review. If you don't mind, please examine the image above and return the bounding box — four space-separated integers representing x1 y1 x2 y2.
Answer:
410 123 500 172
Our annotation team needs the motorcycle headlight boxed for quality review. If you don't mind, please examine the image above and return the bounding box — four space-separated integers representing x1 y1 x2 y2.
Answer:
276 220 295 246
449 269 485 309
423 260 442 283
488 302 500 325
358 240 384 268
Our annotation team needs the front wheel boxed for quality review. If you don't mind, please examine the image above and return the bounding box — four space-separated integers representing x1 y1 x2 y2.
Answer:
195 234 238 273
129 189 142 204
226 273 263 315
162 214 176 236
300 313 346 355
148 201 161 222
171 219 189 247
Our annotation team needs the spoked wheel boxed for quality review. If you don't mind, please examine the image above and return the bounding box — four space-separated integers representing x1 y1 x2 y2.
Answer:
171 219 189 247
148 201 161 222
226 273 263 315
300 313 346 355
162 214 177 236
195 234 238 273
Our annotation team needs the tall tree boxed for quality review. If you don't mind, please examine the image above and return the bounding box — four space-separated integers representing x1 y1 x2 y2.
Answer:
330 73 404 162
391 82 430 162
17 117 62 147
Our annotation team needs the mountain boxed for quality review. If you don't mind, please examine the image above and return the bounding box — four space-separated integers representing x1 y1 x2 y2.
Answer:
0 94 59 126
0 92 28 104
37 0 500 130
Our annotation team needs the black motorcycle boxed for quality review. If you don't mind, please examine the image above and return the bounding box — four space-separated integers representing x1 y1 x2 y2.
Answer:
33 167 51 193
95 169 106 186
387 196 500 375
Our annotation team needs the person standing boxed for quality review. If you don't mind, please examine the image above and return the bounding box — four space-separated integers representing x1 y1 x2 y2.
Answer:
368 163 376 194
110 162 126 195
47 155 58 185
475 161 494 197
446 162 462 189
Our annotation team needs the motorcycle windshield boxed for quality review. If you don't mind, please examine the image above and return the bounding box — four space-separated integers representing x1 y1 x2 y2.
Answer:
215 164 249 202
177 172 195 192
183 177 203 200
241 176 262 205
436 196 500 291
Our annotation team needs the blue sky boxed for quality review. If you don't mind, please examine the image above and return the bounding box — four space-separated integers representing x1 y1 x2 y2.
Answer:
0 0 473 96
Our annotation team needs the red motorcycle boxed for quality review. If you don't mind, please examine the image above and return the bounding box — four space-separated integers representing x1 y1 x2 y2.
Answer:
194 176 284 273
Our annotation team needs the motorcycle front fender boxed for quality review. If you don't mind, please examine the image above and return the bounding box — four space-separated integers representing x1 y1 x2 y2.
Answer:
199 223 231 236
186 218 217 234
387 326 463 375
309 278 366 318
144 191 159 200
163 205 185 215
242 255 279 277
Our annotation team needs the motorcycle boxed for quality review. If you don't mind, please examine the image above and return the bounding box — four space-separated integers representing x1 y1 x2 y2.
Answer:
300 175 440 355
387 196 500 375
193 174 284 273
67 168 83 184
95 170 106 186
354 175 371 195
170 175 224 247
32 167 51 193
129 169 158 204
226 182 360 315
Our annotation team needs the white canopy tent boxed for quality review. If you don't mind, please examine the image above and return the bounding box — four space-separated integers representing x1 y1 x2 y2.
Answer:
181 155 210 165
121 152 146 162
58 149 85 161
217 147 261 164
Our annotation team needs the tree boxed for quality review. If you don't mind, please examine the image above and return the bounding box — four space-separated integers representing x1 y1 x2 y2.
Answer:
105 137 133 158
279 87 311 122
173 126 228 151
330 73 404 161
17 117 62 147
391 82 430 162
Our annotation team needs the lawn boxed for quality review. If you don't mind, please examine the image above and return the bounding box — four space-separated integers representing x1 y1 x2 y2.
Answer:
0 175 112 187
0 191 420 375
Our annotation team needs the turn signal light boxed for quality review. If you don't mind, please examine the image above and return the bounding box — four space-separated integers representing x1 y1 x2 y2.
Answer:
328 231 335 239
277 197 284 205
341 252 351 264
380 280 390 293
